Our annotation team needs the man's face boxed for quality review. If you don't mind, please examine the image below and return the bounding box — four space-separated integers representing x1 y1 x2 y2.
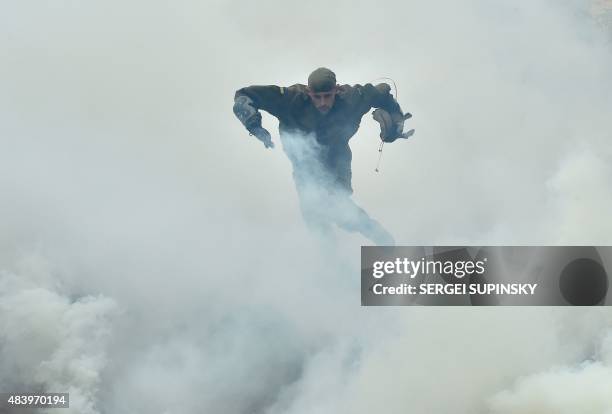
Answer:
307 86 338 115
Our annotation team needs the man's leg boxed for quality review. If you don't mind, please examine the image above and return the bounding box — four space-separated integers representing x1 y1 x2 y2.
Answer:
279 131 336 239
293 179 337 241
331 192 395 246
325 149 395 246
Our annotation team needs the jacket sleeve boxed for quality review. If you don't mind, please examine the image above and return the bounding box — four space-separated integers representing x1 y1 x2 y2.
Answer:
352 83 411 142
234 85 285 118
358 83 403 115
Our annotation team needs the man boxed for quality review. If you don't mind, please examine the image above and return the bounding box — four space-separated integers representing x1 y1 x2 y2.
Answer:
232 67 413 245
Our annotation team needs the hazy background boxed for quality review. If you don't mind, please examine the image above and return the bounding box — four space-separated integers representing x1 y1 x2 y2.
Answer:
1 0 612 413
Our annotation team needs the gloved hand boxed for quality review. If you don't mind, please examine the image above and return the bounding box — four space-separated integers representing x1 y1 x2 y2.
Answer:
248 126 274 149
372 109 415 143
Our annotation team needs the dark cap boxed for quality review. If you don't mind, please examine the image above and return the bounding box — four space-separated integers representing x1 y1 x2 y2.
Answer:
307 67 336 92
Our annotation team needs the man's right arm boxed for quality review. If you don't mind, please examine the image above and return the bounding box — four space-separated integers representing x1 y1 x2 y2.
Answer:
233 85 285 149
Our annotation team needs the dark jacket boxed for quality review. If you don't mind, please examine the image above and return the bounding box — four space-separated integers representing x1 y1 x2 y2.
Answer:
234 83 403 193
235 83 402 146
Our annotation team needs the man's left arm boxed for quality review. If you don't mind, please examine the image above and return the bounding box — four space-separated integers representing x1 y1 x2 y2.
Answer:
360 83 414 142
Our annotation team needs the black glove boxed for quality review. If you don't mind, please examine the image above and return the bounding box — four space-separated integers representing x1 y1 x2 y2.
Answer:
372 109 415 143
248 126 274 149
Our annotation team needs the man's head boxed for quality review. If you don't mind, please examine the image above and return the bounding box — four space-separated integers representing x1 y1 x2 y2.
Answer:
307 67 338 115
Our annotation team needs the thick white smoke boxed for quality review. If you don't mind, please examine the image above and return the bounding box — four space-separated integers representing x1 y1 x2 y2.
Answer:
0 269 117 414
1 0 612 413
488 330 612 413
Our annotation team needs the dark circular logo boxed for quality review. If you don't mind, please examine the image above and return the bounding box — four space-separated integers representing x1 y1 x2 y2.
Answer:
559 258 608 305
